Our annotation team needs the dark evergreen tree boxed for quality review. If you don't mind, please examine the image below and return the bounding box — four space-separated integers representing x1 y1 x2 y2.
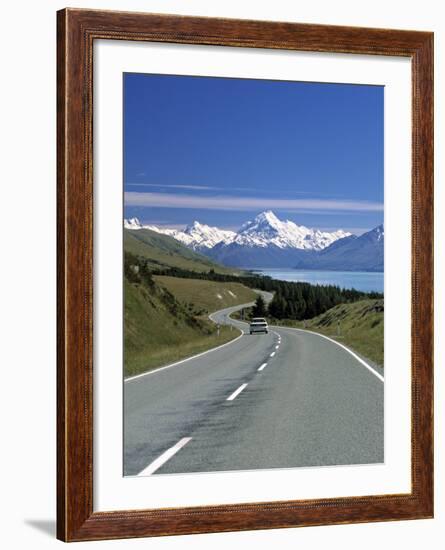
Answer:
251 295 267 317
126 251 383 322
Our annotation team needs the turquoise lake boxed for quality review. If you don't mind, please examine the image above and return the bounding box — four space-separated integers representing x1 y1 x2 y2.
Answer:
253 269 384 293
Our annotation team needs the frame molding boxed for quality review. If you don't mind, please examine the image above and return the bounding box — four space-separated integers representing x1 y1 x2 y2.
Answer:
57 8 433 541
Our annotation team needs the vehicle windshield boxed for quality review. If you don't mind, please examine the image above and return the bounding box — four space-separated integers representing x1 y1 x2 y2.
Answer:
251 318 266 323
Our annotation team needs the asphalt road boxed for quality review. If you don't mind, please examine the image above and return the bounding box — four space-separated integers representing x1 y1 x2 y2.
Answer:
124 293 384 476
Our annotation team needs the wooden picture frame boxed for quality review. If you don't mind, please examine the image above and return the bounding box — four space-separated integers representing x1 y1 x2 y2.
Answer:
57 8 434 542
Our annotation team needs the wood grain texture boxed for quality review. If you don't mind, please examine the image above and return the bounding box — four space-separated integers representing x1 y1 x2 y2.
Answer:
57 8 434 542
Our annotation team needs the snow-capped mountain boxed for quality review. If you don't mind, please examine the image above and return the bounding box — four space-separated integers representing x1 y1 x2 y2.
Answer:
124 211 350 253
294 224 384 272
203 211 352 267
124 217 144 230
180 221 236 250
230 211 350 250
124 218 236 251
370 224 384 242
123 212 382 270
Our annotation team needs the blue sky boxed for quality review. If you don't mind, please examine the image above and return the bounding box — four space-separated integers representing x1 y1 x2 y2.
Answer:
124 73 383 235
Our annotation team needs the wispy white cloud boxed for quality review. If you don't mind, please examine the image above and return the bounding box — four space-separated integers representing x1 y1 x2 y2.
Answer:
125 183 346 198
124 192 383 213
126 183 251 191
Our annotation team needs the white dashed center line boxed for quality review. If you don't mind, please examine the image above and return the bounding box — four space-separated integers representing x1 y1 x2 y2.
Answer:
138 437 192 476
270 351 276 358
258 363 268 371
227 383 248 401
275 345 279 349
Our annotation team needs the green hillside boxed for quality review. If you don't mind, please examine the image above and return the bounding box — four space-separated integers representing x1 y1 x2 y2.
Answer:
124 228 239 275
281 299 384 367
154 276 257 314
124 277 239 377
123 249 257 376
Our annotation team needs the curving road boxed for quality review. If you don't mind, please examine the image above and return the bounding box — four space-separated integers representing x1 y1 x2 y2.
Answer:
124 294 384 476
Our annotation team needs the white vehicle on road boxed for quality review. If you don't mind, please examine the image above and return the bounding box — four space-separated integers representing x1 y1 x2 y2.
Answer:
249 317 269 335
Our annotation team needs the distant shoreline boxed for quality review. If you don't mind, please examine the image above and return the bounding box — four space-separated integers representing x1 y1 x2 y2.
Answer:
245 268 384 274
244 268 384 294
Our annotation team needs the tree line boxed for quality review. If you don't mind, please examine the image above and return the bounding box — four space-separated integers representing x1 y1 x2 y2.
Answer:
125 253 383 321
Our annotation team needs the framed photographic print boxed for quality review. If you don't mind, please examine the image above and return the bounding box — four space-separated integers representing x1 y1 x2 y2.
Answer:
57 8 434 542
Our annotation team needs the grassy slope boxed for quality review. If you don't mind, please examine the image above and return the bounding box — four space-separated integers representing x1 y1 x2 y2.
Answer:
124 279 240 377
278 299 384 367
154 276 257 314
124 228 240 275
123 230 253 376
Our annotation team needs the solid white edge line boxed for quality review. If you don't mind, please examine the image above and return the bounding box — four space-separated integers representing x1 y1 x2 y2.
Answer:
227 383 248 401
138 437 192 476
125 300 256 382
258 363 268 371
275 325 384 383
270 351 276 357
126 294 271 383
125 330 243 382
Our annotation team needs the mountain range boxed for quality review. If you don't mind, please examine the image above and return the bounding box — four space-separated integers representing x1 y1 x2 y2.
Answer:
124 211 383 272
294 224 384 272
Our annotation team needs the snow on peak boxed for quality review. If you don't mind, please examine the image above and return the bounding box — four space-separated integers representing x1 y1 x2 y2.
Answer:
235 211 351 250
255 210 280 225
183 221 236 249
124 217 142 230
124 218 236 250
185 220 202 232
124 211 351 252
366 224 384 242
374 224 384 240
